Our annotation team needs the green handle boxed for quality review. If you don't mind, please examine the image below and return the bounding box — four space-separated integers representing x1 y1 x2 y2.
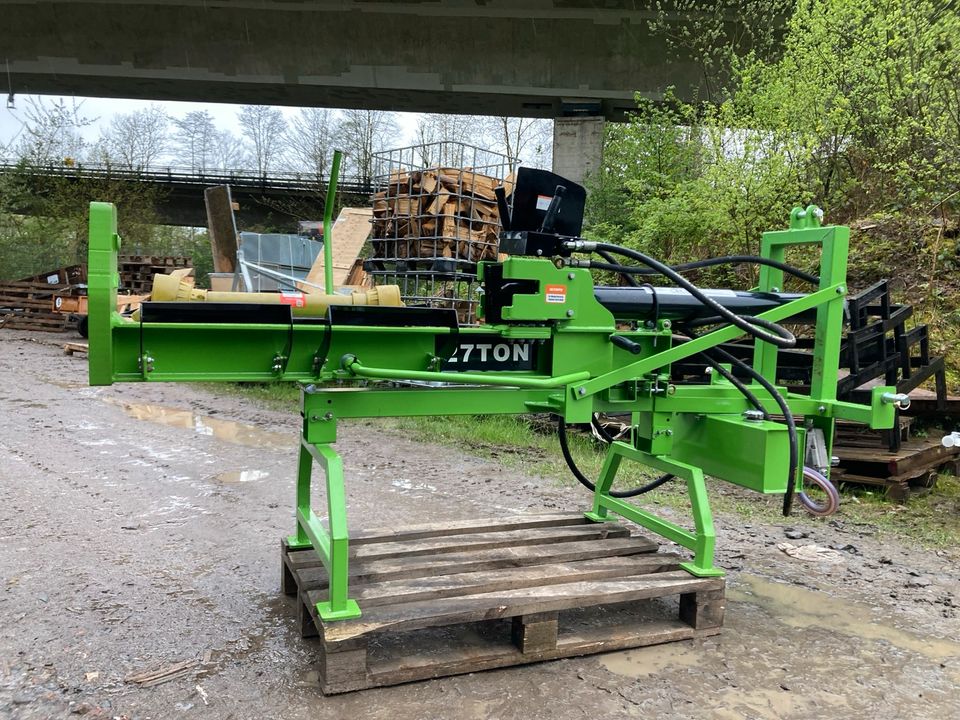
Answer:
342 355 590 389
322 150 343 294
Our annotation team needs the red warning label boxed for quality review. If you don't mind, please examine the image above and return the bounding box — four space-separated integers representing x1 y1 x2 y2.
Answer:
279 291 306 308
545 285 567 304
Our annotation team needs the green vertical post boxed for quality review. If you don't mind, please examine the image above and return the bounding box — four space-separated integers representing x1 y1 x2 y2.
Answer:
810 226 848 402
87 202 120 386
290 440 313 548
752 244 785 382
315 443 357 619
322 150 343 295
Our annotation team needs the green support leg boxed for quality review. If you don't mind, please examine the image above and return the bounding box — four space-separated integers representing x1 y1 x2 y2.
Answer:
286 435 361 621
584 447 623 522
286 439 314 549
584 442 724 577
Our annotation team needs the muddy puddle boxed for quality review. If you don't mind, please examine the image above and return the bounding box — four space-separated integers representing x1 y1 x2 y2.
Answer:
729 573 960 661
600 572 960 683
107 400 294 451
211 469 271 483
598 641 702 677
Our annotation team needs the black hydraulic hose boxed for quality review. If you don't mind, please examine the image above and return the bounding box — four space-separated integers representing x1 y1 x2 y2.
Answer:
557 417 675 498
592 253 819 285
596 249 641 287
590 413 619 442
588 244 798 348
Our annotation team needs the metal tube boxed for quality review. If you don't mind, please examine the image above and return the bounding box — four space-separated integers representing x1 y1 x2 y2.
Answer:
323 150 343 294
341 355 590 389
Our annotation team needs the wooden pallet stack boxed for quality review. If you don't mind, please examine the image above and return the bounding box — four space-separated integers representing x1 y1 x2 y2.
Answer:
0 280 71 332
119 255 192 293
0 265 86 332
831 418 960 501
371 168 510 267
282 512 724 694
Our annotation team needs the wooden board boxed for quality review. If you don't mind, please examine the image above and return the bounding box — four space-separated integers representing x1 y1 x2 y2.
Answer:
204 185 239 274
63 342 89 356
281 512 723 694
301 207 373 292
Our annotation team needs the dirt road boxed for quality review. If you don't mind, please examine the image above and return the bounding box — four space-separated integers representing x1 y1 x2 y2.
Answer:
1 330 959 719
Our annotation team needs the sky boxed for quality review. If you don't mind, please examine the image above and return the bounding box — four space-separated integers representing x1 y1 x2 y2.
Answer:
0 94 421 159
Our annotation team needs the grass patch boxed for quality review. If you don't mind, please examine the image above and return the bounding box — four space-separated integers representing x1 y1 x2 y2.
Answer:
835 476 960 548
202 382 300 411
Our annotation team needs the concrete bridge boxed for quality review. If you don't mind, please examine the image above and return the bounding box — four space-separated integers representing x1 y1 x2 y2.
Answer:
5 1 721 119
2 1 768 181
1 163 372 227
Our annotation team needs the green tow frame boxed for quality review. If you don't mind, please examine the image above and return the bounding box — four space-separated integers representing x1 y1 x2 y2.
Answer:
87 202 897 621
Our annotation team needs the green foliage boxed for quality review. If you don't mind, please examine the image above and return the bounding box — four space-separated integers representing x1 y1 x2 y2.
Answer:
588 0 960 283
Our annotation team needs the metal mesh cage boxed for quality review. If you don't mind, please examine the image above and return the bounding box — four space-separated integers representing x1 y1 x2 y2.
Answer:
367 142 515 325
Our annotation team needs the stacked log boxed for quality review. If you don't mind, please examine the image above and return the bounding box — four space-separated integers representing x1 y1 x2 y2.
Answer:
371 168 512 265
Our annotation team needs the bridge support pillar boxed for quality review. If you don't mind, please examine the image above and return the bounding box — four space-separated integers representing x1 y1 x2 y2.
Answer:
552 115 605 186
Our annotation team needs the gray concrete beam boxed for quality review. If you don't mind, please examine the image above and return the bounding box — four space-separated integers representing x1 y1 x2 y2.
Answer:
2 1 730 119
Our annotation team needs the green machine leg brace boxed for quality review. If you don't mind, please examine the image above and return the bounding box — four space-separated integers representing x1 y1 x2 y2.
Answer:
585 441 723 577
287 411 361 621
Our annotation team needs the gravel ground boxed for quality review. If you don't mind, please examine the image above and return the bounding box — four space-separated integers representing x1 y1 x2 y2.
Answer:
1 329 958 720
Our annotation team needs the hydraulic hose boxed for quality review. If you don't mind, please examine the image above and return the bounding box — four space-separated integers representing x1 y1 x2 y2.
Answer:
596 249 641 287
591 254 819 285
586 244 797 348
797 466 840 517
557 417 675 498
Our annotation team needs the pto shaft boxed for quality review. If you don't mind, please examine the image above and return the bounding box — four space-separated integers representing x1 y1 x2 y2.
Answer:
150 273 403 317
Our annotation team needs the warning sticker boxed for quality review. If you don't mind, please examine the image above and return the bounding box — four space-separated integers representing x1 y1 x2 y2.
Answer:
545 284 567 304
279 291 306 308
536 194 553 211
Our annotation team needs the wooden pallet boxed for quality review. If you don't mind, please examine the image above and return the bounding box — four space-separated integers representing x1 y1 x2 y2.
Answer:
833 436 960 501
281 512 724 694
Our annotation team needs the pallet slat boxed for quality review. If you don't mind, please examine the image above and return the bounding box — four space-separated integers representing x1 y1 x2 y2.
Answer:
290 535 659 589
323 554 681 609
316 571 722 645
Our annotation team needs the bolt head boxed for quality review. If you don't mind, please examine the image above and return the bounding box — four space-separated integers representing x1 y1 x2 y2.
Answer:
566 309 574 317
568 272 576 280
577 387 587 396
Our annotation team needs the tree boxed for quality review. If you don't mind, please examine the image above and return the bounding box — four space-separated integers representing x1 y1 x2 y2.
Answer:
586 0 960 275
94 105 169 170
210 129 247 170
15 97 92 165
336 109 400 182
414 114 486 165
172 110 216 172
645 0 795 102
238 105 288 175
287 107 338 177
482 117 553 169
